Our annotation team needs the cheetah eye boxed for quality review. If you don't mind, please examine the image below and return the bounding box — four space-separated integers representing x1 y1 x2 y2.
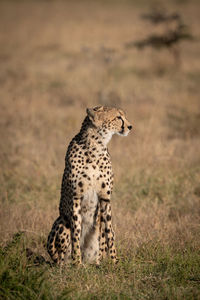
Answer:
117 116 122 120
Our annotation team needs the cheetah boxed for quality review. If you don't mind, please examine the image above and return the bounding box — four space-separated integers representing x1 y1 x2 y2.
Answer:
47 106 132 265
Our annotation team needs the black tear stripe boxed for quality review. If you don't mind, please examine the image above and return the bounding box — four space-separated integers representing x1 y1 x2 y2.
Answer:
119 118 124 134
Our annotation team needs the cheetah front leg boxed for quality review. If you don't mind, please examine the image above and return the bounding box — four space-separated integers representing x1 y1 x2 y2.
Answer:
99 198 118 264
71 197 82 265
105 201 118 263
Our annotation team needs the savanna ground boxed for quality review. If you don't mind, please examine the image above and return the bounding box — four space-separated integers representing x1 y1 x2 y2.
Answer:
0 0 200 299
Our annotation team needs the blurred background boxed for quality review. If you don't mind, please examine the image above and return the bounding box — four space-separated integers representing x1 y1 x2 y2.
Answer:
0 0 200 297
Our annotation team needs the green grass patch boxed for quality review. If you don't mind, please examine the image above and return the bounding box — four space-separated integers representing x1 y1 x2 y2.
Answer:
0 232 72 300
1 233 199 299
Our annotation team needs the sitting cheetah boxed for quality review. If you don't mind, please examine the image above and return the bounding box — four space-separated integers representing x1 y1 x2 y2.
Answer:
47 106 132 265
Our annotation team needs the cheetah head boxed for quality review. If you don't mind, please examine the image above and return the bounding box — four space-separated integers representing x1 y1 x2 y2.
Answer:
87 105 132 137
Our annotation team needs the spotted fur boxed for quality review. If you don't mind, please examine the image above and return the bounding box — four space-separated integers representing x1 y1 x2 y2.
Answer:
47 106 132 265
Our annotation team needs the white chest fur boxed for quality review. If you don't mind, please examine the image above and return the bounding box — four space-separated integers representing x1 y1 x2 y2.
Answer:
80 190 99 263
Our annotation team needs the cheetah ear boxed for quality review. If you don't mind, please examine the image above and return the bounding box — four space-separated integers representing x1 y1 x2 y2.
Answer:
93 105 104 112
86 107 102 127
86 108 95 120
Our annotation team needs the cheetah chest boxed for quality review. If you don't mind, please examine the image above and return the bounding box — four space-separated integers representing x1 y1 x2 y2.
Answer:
80 189 99 263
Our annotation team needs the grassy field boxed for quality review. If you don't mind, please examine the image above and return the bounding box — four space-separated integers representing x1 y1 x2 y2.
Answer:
0 0 200 299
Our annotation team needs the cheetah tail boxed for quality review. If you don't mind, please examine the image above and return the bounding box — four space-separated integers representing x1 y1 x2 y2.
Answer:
47 224 59 264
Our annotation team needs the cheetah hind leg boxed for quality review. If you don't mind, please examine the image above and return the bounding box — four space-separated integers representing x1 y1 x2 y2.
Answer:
47 216 71 265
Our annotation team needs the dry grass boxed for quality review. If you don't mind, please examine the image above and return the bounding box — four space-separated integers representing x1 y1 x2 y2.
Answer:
0 0 200 299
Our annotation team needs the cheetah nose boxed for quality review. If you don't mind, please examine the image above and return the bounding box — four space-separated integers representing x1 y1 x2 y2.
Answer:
128 125 132 130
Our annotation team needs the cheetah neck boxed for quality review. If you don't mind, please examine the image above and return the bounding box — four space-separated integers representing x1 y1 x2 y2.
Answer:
77 117 114 147
98 129 114 145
